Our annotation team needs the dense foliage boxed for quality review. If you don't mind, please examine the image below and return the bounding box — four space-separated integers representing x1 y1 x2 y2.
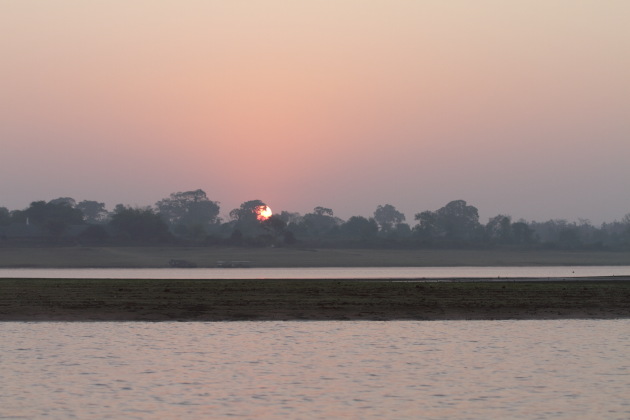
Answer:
1 190 629 250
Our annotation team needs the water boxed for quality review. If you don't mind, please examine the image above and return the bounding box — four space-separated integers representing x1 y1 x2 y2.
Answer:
1 321 629 419
1 266 629 279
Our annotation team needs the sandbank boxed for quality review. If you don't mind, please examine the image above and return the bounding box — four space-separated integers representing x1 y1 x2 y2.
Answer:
1 277 629 321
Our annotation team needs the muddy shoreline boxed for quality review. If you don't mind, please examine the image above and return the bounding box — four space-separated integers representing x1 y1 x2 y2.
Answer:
2 277 629 321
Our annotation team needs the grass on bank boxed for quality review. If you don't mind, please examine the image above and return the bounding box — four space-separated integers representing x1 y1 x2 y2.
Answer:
1 247 630 268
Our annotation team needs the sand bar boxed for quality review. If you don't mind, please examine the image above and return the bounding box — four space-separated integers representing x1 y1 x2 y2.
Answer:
2 277 629 321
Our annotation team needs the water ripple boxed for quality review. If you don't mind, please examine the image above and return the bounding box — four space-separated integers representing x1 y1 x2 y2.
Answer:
0 320 629 419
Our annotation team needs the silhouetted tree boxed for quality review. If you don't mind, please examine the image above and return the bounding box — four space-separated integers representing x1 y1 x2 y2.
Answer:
414 200 481 242
283 230 297 245
228 199 268 238
3 191 628 250
340 216 378 240
229 228 244 245
414 210 440 240
373 204 406 232
437 200 480 240
622 214 630 246
77 200 109 224
530 219 569 245
393 222 412 238
277 211 302 225
558 225 582 248
78 225 109 244
313 206 334 217
109 205 170 242
48 197 77 207
20 199 84 239
23 200 83 225
511 221 535 245
486 215 512 244
263 215 287 234
298 207 342 238
599 216 630 248
229 199 266 221
156 189 220 234
0 207 10 226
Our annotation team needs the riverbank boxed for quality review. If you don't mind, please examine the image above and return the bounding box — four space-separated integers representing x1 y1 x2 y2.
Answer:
2 278 629 321
1 246 630 268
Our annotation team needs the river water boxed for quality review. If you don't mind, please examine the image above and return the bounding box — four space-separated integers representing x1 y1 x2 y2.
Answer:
1 320 629 419
1 266 630 279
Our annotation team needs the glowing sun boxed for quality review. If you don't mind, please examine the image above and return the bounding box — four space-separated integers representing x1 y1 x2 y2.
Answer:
255 205 272 221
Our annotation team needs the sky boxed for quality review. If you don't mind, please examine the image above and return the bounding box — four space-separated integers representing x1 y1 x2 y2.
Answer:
1 1 629 224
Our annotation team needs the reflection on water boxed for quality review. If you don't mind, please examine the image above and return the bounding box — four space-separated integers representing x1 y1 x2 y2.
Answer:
1 266 630 279
1 321 629 419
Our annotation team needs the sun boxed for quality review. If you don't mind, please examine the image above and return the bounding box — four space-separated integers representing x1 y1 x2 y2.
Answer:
255 205 272 221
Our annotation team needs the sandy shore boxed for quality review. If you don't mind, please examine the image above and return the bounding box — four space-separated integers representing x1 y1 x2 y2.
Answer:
1 277 629 321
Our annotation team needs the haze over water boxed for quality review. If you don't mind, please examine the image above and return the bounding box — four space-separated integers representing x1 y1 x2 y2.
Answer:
2 2 629 223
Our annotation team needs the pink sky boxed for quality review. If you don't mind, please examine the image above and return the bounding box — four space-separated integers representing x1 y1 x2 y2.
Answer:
1 1 629 223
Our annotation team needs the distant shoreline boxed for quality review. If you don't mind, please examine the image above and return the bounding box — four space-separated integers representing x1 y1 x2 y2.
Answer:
2 277 629 321
1 246 630 268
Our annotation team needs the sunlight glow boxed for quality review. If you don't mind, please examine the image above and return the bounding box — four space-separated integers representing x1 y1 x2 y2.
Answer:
256 205 272 221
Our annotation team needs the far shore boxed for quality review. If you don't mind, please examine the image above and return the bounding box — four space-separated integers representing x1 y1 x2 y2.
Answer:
1 246 630 268
2 277 629 321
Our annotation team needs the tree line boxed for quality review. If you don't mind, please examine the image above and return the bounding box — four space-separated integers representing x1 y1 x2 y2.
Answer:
1 189 629 250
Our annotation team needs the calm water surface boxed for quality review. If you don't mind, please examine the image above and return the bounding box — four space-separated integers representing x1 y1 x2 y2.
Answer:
1 321 629 419
1 266 630 279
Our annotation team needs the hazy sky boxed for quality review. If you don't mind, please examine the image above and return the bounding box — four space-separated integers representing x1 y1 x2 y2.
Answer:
2 1 629 224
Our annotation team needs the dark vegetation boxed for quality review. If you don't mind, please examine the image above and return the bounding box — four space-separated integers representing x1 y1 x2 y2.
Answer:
1 189 629 251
